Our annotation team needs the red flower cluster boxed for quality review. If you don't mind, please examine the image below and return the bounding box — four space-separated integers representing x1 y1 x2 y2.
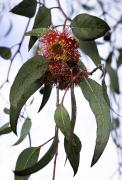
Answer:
38 27 88 89
40 28 80 63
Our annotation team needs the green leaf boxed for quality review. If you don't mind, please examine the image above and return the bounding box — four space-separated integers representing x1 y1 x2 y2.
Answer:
54 104 71 140
79 78 111 166
117 49 122 67
38 84 52 112
79 40 101 65
14 137 58 176
0 123 12 135
4 107 10 115
33 7 51 28
70 87 77 132
106 65 120 94
102 79 110 106
10 55 47 134
26 28 48 37
111 118 120 130
64 134 81 176
11 0 37 18
71 13 110 41
29 7 51 50
78 60 86 68
15 146 40 180
13 118 32 145
0 47 11 59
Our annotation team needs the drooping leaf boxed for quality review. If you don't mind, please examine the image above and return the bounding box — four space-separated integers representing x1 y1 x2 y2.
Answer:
79 78 111 166
15 146 40 180
70 87 77 132
117 49 122 67
71 13 110 41
102 79 110 106
54 104 71 140
39 86 45 94
38 84 52 112
14 137 58 176
0 123 12 135
11 0 37 18
0 47 11 59
4 107 10 115
29 7 51 50
10 55 47 134
25 28 48 37
106 65 120 94
13 118 32 145
64 134 81 176
79 40 101 65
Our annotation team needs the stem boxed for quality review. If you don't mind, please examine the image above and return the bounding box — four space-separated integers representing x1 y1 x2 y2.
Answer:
0 18 31 88
56 0 71 21
61 87 69 104
56 84 60 106
88 64 102 75
52 127 59 180
52 87 60 180
39 136 55 148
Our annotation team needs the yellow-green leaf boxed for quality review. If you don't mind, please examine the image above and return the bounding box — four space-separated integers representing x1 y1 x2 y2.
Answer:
13 118 32 145
25 28 48 37
54 104 71 140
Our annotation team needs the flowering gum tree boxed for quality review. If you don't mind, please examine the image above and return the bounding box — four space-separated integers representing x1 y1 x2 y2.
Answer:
1 0 112 179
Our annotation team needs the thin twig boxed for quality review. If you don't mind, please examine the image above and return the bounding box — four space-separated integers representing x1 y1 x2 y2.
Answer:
52 127 59 180
56 0 71 21
39 136 55 148
52 85 60 180
0 18 31 88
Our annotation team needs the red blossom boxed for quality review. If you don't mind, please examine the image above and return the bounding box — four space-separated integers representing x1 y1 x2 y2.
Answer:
39 27 80 63
38 27 88 89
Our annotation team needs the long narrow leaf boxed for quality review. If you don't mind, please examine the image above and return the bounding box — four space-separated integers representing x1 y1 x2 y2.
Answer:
64 134 81 176
10 56 47 134
15 146 40 180
79 78 111 166
79 40 101 66
54 104 72 140
14 137 58 176
13 118 32 145
38 84 52 112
